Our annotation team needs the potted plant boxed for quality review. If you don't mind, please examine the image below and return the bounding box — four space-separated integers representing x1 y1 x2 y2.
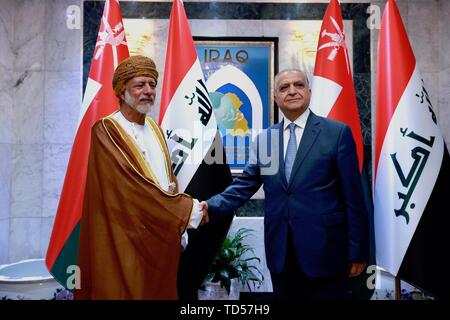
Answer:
198 228 264 300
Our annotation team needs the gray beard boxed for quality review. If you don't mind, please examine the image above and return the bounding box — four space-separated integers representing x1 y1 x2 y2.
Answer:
124 90 152 114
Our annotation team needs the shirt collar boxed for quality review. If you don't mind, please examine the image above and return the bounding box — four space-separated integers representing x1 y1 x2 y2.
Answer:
114 110 145 128
283 108 310 131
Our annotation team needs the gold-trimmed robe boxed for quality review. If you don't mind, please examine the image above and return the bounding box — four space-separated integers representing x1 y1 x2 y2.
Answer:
75 115 193 300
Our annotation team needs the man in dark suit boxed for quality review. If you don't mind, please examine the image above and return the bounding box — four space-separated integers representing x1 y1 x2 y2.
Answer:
200 69 368 300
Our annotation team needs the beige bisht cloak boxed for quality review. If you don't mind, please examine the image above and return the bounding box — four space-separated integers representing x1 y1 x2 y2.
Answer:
75 115 193 300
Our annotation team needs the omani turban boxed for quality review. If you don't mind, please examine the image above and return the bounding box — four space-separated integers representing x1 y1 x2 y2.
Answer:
112 55 159 97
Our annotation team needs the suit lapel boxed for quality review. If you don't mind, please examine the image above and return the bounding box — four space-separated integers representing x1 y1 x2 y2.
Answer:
288 112 321 186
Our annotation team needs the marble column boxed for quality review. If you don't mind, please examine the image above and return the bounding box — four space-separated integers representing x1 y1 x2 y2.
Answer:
9 0 45 263
41 0 82 258
2 0 82 264
0 0 15 264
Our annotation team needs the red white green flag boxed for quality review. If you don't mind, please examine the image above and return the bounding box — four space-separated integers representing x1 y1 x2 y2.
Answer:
311 0 374 300
45 0 129 288
310 0 364 171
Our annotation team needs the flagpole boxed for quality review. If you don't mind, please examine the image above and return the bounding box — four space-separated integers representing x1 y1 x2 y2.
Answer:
395 276 401 300
160 0 234 299
45 0 129 287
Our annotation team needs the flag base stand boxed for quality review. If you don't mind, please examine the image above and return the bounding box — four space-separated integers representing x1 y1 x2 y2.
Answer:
395 276 401 300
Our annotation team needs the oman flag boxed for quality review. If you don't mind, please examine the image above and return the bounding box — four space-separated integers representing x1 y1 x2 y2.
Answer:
46 0 129 288
310 0 363 171
311 0 374 300
159 0 233 299
374 0 450 299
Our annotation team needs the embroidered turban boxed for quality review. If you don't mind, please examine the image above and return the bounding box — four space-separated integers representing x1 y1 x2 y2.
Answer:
112 55 159 97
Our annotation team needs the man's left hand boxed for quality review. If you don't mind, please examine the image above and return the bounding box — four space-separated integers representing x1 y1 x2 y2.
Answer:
348 262 367 277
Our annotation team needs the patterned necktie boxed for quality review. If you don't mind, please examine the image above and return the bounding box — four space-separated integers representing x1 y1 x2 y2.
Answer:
285 123 297 182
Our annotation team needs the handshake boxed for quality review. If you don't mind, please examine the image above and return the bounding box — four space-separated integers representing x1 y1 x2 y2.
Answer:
199 201 209 225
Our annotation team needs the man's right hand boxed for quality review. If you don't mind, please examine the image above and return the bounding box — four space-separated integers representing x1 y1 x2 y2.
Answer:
199 201 209 225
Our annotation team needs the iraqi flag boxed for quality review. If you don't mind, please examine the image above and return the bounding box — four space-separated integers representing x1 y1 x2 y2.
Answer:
159 0 233 299
45 0 129 288
310 0 363 171
374 0 450 300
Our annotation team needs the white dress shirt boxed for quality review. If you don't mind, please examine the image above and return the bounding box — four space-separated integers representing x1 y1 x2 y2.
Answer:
283 108 310 159
113 111 170 189
113 111 202 249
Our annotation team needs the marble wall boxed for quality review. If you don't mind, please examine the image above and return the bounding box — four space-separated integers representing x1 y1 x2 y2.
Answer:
0 0 14 264
0 0 449 270
0 0 82 264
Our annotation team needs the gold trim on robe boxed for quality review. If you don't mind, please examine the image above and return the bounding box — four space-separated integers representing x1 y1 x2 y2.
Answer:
75 114 193 300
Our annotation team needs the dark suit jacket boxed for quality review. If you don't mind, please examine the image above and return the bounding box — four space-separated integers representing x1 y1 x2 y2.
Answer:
207 111 369 277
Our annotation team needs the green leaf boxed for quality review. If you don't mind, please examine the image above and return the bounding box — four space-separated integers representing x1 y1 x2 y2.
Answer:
243 257 261 263
219 269 230 280
204 273 214 283
202 227 264 293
